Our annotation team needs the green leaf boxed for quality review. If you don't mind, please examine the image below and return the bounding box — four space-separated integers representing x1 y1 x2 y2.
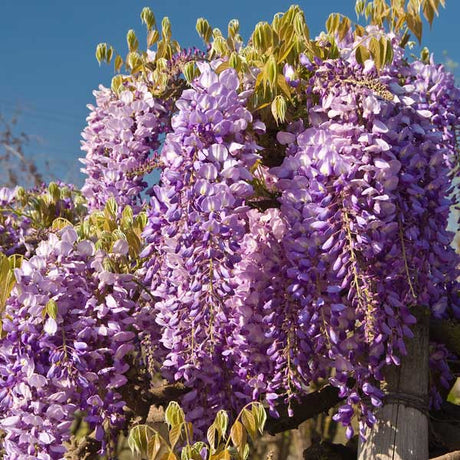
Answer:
45 299 58 320
369 37 382 70
114 55 124 74
338 16 351 41
0 253 22 315
355 0 366 16
266 55 278 88
104 198 118 219
406 12 423 43
161 17 172 41
196 17 212 43
106 46 113 64
127 29 139 52
169 423 182 450
271 95 287 125
51 217 73 231
140 7 156 30
165 401 185 428
227 19 240 38
251 402 267 435
95 43 107 65
214 410 229 440
326 13 340 35
183 61 200 83
207 423 217 453
230 420 246 458
128 425 155 457
147 432 169 460
147 29 160 48
241 409 257 442
423 0 435 26
355 45 370 65
121 206 133 229
210 451 231 460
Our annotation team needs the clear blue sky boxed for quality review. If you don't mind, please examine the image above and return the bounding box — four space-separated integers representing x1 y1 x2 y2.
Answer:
0 0 459 186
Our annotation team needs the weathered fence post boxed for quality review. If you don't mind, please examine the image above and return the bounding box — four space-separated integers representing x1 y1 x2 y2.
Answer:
358 313 430 460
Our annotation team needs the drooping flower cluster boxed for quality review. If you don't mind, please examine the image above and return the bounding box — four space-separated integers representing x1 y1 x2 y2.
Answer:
262 47 460 435
141 63 266 429
80 79 170 212
0 226 142 458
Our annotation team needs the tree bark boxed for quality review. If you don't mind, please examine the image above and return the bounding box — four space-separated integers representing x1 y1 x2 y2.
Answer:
358 313 430 460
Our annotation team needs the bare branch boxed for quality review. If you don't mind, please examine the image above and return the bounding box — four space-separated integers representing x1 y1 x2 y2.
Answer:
430 451 460 460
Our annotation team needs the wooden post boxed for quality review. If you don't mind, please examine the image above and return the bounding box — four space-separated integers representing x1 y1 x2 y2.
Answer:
358 314 430 460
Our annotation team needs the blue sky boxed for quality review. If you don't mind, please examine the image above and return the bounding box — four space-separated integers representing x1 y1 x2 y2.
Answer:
0 0 459 186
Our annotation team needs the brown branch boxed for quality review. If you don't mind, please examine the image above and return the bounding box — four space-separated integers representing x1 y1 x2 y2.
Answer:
64 382 190 459
430 451 460 460
64 431 100 460
265 383 344 435
148 382 189 404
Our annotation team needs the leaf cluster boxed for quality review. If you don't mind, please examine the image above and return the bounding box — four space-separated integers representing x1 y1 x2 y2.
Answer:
0 252 22 335
95 1 446 126
78 198 147 268
128 401 266 460
355 0 446 43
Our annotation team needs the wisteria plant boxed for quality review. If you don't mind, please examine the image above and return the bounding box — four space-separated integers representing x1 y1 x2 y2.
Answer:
0 0 459 459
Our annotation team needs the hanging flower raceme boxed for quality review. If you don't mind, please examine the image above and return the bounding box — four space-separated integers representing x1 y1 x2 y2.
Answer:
141 62 265 429
80 79 170 213
266 47 460 437
0 226 142 458
227 207 309 416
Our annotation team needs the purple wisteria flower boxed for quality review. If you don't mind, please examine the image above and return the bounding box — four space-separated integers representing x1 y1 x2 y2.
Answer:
141 63 265 431
80 80 170 212
0 226 143 458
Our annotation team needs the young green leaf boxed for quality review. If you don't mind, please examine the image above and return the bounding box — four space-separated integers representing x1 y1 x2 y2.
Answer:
165 401 185 428
241 409 257 441
128 425 155 457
